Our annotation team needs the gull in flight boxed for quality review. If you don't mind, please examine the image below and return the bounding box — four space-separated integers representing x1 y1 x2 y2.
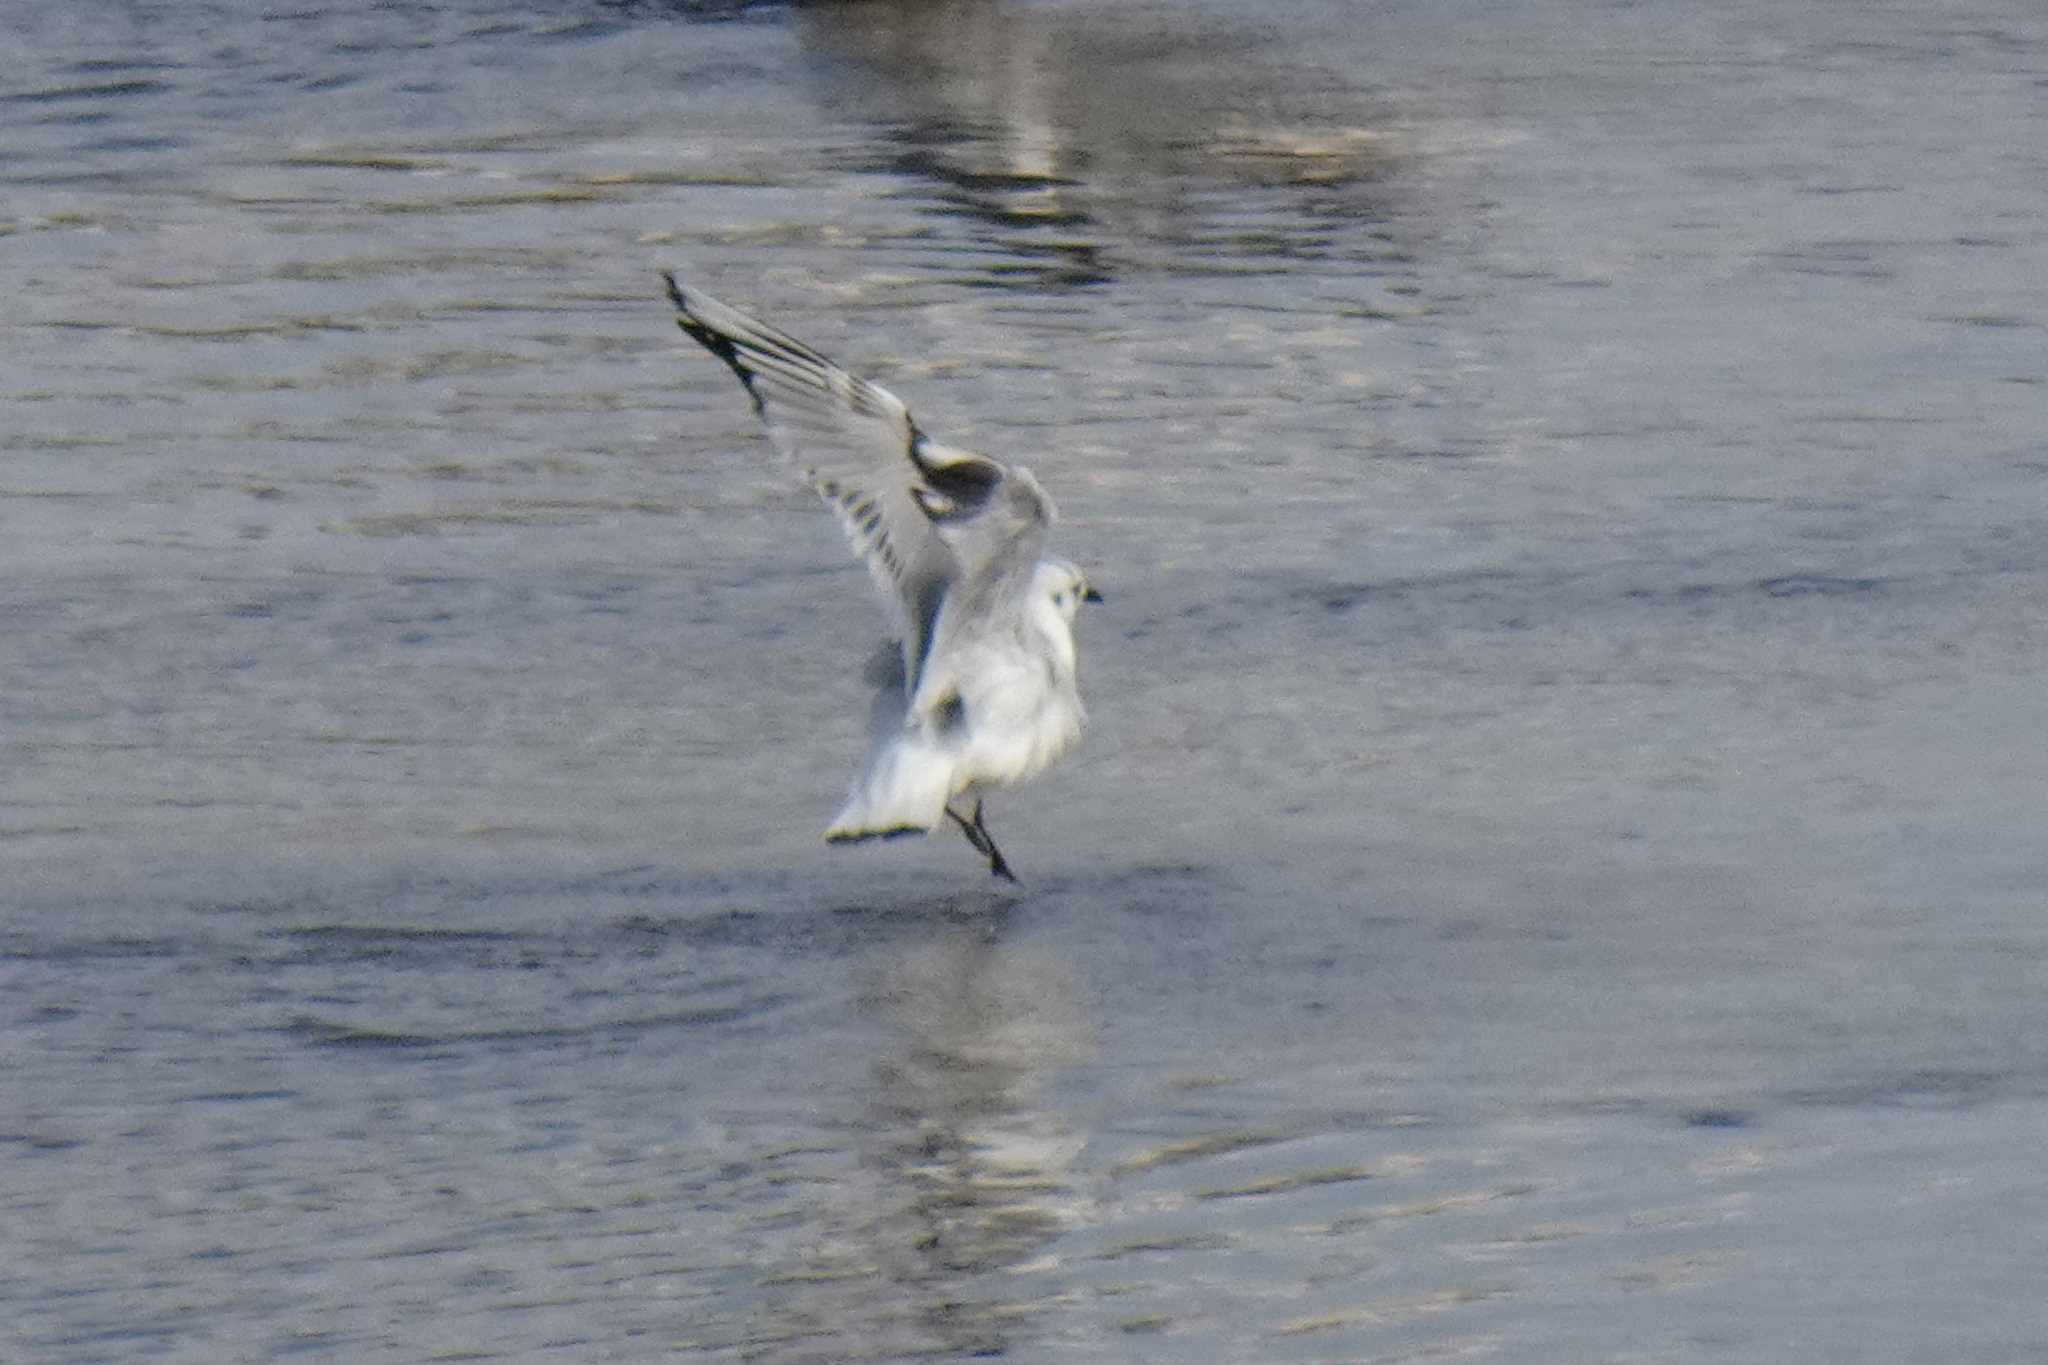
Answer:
663 274 1099 882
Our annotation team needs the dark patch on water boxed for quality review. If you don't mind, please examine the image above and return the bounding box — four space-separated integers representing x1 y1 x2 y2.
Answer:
1754 574 1889 599
171 1089 300 1105
284 1016 440 1050
0 1130 90 1153
282 989 788 1054
279 923 527 944
0 934 185 963
3 79 172 105
601 997 791 1036
1785 1067 2013 1110
1314 568 1525 615
657 892 1019 958
264 922 547 971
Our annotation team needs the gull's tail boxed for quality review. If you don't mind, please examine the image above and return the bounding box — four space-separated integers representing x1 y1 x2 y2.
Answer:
825 642 956 843
825 731 955 843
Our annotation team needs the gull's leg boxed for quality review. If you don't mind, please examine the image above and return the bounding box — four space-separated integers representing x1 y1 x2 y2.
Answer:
969 799 1018 884
945 800 1018 883
945 804 989 853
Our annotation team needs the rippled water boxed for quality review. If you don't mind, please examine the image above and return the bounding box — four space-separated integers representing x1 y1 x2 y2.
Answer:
6 1 2048 1360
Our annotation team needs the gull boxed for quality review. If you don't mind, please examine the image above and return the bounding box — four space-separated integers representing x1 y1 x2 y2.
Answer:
662 274 1099 882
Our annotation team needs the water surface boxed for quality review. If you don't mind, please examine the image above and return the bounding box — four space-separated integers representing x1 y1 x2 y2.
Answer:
5 1 2047 1360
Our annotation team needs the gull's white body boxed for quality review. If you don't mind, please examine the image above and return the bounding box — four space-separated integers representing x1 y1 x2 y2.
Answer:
663 274 1095 877
834 560 1088 839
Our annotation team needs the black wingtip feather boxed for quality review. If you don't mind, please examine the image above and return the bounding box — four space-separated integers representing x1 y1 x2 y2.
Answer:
665 273 772 415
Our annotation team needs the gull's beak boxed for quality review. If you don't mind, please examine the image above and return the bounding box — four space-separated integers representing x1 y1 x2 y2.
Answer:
1082 586 1105 605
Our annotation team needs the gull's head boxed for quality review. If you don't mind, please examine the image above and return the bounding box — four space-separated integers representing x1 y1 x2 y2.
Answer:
1035 559 1104 626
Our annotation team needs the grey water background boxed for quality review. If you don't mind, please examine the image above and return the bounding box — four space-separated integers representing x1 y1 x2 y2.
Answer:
4 0 2047 1359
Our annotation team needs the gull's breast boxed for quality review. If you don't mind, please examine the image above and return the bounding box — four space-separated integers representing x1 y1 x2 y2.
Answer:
961 690 1084 791
947 646 1086 792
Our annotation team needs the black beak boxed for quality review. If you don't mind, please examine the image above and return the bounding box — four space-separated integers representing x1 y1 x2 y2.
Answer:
1082 586 1105 604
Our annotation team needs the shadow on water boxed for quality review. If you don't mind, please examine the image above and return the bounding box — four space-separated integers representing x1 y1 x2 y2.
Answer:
794 0 1412 285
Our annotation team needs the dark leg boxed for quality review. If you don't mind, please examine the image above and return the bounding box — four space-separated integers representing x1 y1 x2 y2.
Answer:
944 803 991 857
946 799 1019 884
970 799 1018 884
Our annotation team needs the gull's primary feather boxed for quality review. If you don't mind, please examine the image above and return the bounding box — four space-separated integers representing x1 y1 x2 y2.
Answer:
662 273 1020 692
663 273 1097 881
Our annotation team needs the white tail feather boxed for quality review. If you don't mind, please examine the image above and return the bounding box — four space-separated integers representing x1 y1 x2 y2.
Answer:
825 730 956 841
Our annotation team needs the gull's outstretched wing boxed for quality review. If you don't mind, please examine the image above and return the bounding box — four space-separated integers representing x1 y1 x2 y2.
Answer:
662 273 1044 688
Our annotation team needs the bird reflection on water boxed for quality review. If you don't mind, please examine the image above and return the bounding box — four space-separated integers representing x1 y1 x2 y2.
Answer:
711 893 1091 1360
